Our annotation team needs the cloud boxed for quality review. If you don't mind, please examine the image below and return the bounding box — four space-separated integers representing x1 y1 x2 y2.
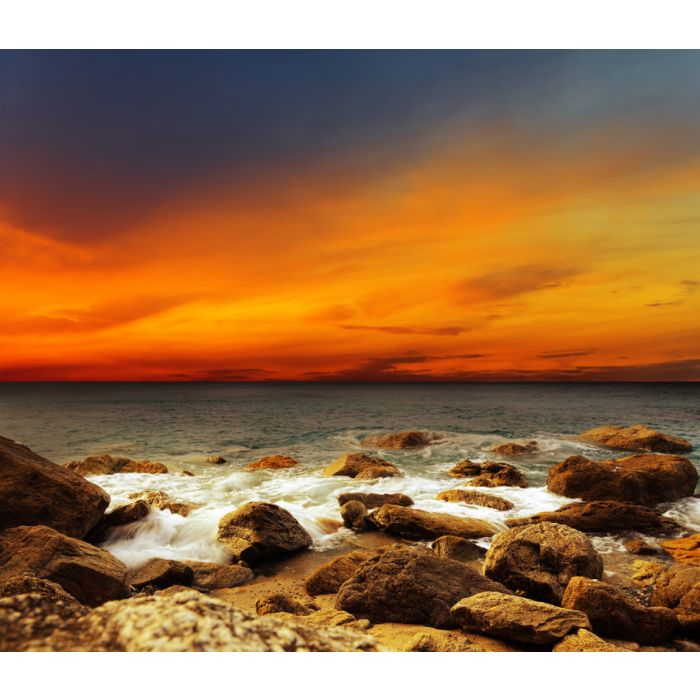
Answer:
538 348 597 359
339 324 466 336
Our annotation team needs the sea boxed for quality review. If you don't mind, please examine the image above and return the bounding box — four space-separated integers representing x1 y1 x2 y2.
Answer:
1 382 698 569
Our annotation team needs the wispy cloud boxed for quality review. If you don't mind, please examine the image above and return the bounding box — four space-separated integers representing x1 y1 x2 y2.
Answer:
339 324 466 336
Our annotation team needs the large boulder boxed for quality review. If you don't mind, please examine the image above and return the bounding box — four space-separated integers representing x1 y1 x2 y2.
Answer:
431 535 486 563
451 591 591 645
216 502 312 562
547 454 698 504
64 454 169 475
448 460 529 488
127 558 194 589
437 489 513 511
361 430 441 449
183 560 253 589
505 501 677 533
661 533 700 565
243 455 299 471
0 435 110 538
0 525 128 606
561 576 677 644
23 589 381 651
305 550 378 595
650 564 700 632
323 453 402 479
367 504 498 540
575 424 692 454
553 628 631 652
484 522 603 604
336 547 510 628
337 492 414 508
490 441 538 456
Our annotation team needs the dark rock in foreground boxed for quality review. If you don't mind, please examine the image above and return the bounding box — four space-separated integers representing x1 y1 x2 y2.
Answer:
575 424 692 454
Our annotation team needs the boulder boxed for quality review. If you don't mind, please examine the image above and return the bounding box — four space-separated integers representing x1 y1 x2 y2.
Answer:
216 502 312 562
337 492 414 508
650 564 700 632
484 522 603 604
547 454 698 504
431 535 486 562
64 454 169 475
255 593 319 616
127 558 194 589
361 430 441 449
205 455 227 464
661 533 700 564
553 628 631 652
305 549 378 595
490 440 539 456
0 573 82 607
243 455 299 471
624 538 662 555
437 489 514 511
505 501 677 533
561 576 677 644
183 560 253 589
367 504 498 540
575 424 692 454
448 458 482 477
323 453 402 479
127 490 197 517
451 591 591 645
448 459 529 487
0 525 128 606
88 500 150 543
25 589 381 651
335 547 510 628
0 434 110 538
340 500 369 530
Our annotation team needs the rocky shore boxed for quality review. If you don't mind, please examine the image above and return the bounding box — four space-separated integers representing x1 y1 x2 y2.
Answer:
1 424 698 652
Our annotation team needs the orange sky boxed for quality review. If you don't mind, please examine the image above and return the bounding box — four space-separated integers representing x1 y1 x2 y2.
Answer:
1 51 699 381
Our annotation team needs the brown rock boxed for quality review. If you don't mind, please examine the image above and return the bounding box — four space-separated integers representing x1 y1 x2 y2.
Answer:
243 455 299 471
323 453 402 478
0 525 128 606
631 560 668 587
561 576 677 644
661 533 700 564
216 502 312 563
575 424 692 454
127 490 197 517
448 459 529 487
547 454 698 504
451 591 591 645
127 558 194 589
183 561 253 589
650 563 700 632
505 501 677 533
437 489 514 511
490 440 539 456
340 500 369 530
361 430 441 449
431 535 486 562
484 522 603 604
64 454 169 475
0 573 82 608
0 434 110 538
305 549 377 595
624 538 662 555
553 628 631 652
367 504 498 540
255 593 319 616
336 546 510 628
88 500 150 543
205 455 226 464
337 492 414 508
448 459 482 477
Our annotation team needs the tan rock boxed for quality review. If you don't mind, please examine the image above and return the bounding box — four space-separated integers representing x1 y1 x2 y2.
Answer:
323 453 402 478
243 455 299 471
490 440 539 456
305 549 378 595
183 560 253 589
127 558 194 589
484 522 603 604
64 454 169 475
451 591 591 645
448 459 529 487
337 492 414 508
361 430 441 449
661 533 700 564
255 593 319 616
553 628 631 652
650 563 700 633
575 424 692 454
356 465 403 480
431 535 486 562
0 434 109 538
370 622 519 652
205 455 226 464
547 454 698 504
437 489 513 511
631 560 668 587
128 490 197 517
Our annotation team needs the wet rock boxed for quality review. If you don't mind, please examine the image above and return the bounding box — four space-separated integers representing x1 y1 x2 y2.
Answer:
553 628 631 652
367 504 498 540
340 500 369 530
575 424 692 454
183 560 253 589
335 546 510 628
505 501 677 533
64 454 169 476
650 564 700 633
217 502 312 563
561 576 677 644
255 593 319 616
631 560 668 587
447 458 482 477
361 430 442 449
624 538 662 555
547 454 698 504
490 440 539 456
205 455 226 464
448 459 529 487
26 589 380 651
484 522 603 604
243 455 299 471
431 535 486 562
323 453 402 479
451 591 591 645
437 489 514 511
0 434 110 538
127 490 197 517
0 525 128 606
88 500 150 543
305 549 378 595
337 492 414 508
182 470 195 476
127 558 194 589
661 533 700 565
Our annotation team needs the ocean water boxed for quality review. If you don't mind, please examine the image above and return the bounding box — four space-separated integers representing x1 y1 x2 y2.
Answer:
1 382 698 568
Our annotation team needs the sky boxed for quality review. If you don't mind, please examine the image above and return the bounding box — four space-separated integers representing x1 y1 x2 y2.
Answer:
1 49 699 381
